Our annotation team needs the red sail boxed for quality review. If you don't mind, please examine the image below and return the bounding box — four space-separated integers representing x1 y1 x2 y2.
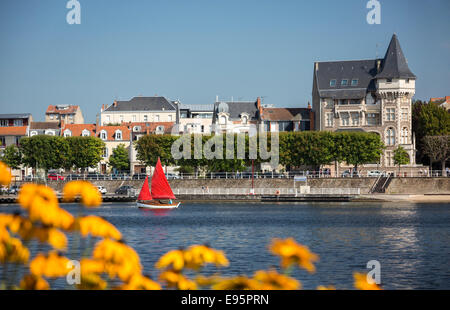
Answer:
151 158 176 199
137 176 152 201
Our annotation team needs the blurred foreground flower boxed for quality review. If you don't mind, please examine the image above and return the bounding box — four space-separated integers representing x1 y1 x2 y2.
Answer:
270 238 319 273
353 272 382 290
77 215 122 240
0 161 12 186
63 181 102 207
30 251 71 278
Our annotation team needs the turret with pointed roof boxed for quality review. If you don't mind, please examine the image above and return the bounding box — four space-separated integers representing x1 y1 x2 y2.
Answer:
376 34 416 79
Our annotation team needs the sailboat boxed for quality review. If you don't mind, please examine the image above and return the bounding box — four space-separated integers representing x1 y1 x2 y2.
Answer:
136 158 180 209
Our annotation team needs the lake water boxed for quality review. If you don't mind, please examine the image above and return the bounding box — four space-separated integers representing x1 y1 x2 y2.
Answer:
1 201 450 289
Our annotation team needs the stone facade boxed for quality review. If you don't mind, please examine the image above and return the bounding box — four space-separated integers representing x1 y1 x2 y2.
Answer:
312 34 419 170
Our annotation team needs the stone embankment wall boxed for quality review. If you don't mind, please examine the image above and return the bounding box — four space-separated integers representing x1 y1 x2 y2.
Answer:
18 177 450 195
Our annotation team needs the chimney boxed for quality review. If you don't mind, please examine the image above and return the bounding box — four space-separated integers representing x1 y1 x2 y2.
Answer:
377 60 381 73
101 104 105 112
307 101 311 109
256 97 263 118
315 62 318 71
60 119 65 129
113 100 117 107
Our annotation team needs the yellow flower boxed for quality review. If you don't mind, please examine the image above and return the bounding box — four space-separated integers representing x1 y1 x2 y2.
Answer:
195 274 223 287
77 215 122 240
0 237 30 264
93 239 142 282
155 249 185 271
184 245 229 270
159 270 197 290
118 274 161 290
18 184 74 230
30 251 71 278
212 276 260 290
353 272 382 290
0 161 12 186
270 238 319 273
63 181 102 207
0 225 11 243
20 274 50 290
77 273 107 290
80 258 105 275
317 285 336 290
252 269 301 290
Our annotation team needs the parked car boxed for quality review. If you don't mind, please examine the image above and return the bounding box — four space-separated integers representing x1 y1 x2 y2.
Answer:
342 170 361 178
48 173 64 181
132 173 147 180
367 170 385 177
67 174 82 180
115 185 136 195
97 186 107 195
165 173 180 180
8 185 20 195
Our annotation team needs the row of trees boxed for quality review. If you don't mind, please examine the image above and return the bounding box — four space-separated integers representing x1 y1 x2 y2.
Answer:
1 136 129 173
134 131 385 173
412 100 450 173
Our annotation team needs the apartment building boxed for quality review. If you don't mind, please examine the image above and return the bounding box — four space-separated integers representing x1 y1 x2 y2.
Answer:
46 105 84 124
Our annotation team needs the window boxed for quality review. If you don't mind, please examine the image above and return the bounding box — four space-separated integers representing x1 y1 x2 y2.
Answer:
385 151 394 167
30 131 38 137
132 115 136 122
115 130 122 140
386 78 393 83
14 119 23 126
351 113 360 126
338 99 347 105
351 79 358 86
401 127 409 144
401 108 408 121
406 79 410 84
201 125 205 133
102 148 108 158
100 130 107 140
341 113 350 126
15 136 21 145
119 115 124 123
168 115 173 122
341 79 348 86
350 99 360 105
330 79 337 87
155 115 160 122
367 113 378 126
63 129 72 137
45 130 55 136
386 108 395 121
0 136 5 147
143 115 148 122
106 115 110 123
49 114 54 120
326 113 333 127
0 120 8 127
219 115 227 125
386 128 395 146
82 129 90 137
242 115 248 124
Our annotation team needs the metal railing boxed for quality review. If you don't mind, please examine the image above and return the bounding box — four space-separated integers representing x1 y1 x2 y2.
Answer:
14 169 450 182
173 187 360 196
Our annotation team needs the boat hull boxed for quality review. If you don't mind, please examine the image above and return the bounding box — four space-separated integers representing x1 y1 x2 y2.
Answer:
136 201 180 209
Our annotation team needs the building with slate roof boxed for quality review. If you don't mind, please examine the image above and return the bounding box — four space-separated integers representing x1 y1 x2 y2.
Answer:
100 96 178 125
212 97 262 133
177 103 214 134
312 34 418 170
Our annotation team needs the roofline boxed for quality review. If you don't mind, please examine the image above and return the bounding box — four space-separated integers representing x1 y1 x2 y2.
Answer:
314 58 382 64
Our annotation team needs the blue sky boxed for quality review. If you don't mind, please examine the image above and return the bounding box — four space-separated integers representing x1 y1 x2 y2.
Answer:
0 0 449 123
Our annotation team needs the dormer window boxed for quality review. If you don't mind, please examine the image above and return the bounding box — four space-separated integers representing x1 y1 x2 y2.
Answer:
63 129 72 137
341 79 348 86
45 130 55 136
82 129 90 137
351 79 358 86
330 79 337 87
100 130 107 140
30 131 38 137
156 126 164 134
115 130 122 140
386 78 393 83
